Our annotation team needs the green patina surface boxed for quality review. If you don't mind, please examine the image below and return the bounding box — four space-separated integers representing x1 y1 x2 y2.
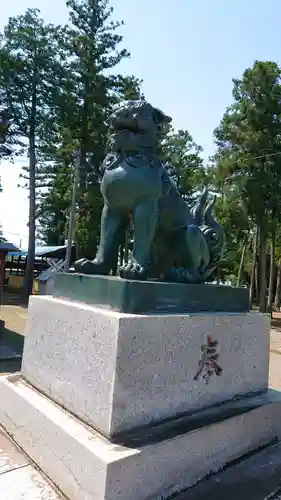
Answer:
74 99 225 284
53 273 250 314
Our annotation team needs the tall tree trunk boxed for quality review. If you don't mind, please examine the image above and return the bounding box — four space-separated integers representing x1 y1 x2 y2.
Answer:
274 257 281 311
22 69 37 304
258 223 268 313
124 229 129 264
267 227 276 313
255 264 259 303
76 89 90 258
76 240 80 261
237 236 247 287
119 245 124 267
249 227 258 305
64 152 80 273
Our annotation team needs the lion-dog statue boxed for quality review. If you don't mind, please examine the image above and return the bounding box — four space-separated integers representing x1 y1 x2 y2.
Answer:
74 100 225 283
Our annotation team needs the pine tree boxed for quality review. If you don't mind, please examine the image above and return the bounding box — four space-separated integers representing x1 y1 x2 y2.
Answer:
0 224 6 243
38 0 143 257
0 9 69 301
213 61 281 311
159 128 206 204
0 88 23 158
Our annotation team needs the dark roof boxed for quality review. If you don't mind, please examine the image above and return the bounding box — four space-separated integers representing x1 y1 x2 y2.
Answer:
8 245 75 258
0 242 19 252
34 245 69 257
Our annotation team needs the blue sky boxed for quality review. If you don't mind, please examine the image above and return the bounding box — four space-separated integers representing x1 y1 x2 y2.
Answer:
1 0 281 246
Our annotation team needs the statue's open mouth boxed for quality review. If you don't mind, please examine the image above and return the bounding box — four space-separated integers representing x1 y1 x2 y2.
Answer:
117 124 140 133
111 116 142 134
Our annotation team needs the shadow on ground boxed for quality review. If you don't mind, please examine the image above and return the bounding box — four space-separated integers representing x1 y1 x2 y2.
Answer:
271 312 281 332
2 291 27 307
0 324 24 374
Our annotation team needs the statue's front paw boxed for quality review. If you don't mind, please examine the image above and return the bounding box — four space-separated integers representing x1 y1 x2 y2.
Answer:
119 262 147 281
73 258 88 273
73 258 109 275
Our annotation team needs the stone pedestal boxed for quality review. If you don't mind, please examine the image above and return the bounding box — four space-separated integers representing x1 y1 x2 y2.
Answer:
0 277 280 500
22 296 269 437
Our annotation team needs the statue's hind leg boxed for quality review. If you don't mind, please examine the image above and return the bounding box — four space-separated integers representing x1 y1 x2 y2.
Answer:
120 199 158 280
74 204 126 275
164 225 210 283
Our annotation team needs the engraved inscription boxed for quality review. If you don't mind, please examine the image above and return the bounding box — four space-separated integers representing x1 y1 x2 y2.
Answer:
193 335 222 384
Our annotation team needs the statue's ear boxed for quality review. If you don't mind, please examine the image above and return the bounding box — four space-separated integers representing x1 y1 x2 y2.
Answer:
153 107 172 126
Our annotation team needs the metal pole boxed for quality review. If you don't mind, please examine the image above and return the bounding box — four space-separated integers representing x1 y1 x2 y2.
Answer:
64 151 80 273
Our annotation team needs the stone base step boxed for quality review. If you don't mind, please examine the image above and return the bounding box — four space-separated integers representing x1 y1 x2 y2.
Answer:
1 374 281 500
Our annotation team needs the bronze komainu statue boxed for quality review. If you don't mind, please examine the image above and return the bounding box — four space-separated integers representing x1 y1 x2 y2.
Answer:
74 100 225 283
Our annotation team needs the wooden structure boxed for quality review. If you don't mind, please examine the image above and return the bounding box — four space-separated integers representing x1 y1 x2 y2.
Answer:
6 245 76 293
0 242 19 306
0 242 22 361
6 245 76 277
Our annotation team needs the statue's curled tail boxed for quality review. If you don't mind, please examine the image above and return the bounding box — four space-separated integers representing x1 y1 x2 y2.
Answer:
193 189 225 281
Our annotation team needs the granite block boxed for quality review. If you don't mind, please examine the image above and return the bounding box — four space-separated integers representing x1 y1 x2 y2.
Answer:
22 295 269 437
0 375 281 500
53 273 250 314
177 442 281 500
